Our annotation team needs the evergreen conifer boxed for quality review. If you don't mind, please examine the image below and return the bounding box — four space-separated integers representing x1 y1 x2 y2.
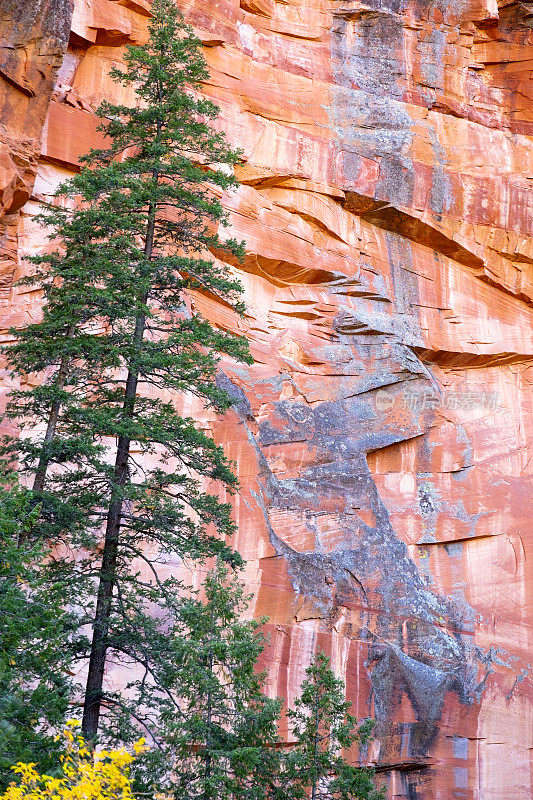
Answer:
158 564 282 800
1 0 250 745
282 652 383 800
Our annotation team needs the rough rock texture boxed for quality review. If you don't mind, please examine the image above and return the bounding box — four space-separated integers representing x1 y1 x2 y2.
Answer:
0 0 73 292
1 0 532 797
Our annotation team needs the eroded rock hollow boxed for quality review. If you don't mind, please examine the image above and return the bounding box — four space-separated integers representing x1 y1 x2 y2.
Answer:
0 0 531 796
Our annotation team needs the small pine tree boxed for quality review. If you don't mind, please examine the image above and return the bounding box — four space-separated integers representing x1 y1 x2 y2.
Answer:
158 563 283 800
0 476 79 788
1 0 251 746
282 652 382 800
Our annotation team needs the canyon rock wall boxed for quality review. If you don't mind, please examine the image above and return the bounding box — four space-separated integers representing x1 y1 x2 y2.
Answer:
0 0 532 797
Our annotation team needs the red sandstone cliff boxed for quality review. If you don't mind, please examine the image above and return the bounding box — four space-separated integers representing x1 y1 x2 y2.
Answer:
0 0 532 797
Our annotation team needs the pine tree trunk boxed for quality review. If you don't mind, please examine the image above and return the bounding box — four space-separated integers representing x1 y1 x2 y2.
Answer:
18 324 76 545
32 350 71 493
80 354 143 739
81 192 157 740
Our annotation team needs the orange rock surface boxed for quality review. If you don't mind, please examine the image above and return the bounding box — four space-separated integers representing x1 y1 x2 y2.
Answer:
1 0 532 796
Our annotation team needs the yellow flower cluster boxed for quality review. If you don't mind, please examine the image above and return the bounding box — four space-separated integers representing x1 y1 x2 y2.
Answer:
0 722 146 800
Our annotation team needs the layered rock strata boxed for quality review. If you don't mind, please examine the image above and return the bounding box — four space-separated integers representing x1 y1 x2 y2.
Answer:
0 0 532 797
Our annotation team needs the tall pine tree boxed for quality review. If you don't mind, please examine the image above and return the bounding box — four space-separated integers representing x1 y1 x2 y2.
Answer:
2 0 251 744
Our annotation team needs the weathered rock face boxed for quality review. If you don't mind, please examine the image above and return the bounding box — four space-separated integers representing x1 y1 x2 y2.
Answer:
1 0 532 796
0 0 73 303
